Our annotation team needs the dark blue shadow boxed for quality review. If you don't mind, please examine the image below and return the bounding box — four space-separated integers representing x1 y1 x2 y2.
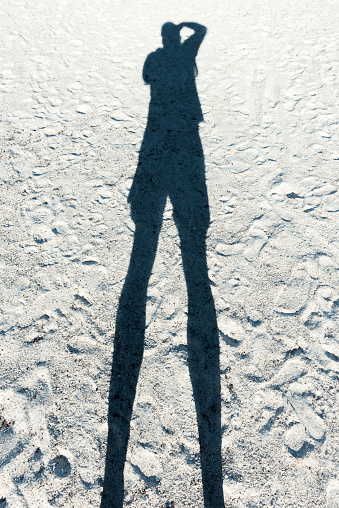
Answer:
101 22 225 508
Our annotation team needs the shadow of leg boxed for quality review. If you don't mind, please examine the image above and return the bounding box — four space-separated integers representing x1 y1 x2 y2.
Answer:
101 224 161 507
178 227 225 508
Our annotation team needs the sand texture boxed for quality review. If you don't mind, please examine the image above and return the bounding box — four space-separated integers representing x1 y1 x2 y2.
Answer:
1 0 339 506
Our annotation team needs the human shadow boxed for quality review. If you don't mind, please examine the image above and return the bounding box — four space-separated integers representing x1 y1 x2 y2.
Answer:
101 22 225 508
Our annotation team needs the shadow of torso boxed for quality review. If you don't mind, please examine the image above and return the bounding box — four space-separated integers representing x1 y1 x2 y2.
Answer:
129 40 208 232
145 44 203 129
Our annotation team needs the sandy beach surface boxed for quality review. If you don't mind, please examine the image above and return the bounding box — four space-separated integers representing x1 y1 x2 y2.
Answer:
1 0 339 506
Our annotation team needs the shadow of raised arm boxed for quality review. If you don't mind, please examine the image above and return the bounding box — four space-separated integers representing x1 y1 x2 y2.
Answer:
178 22 207 58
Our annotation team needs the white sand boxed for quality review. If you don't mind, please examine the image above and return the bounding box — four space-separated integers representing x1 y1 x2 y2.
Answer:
1 0 339 506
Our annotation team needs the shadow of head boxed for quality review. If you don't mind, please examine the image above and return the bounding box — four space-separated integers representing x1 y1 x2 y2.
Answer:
161 22 181 48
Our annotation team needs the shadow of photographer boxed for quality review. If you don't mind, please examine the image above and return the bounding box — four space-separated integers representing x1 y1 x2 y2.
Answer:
101 21 225 508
